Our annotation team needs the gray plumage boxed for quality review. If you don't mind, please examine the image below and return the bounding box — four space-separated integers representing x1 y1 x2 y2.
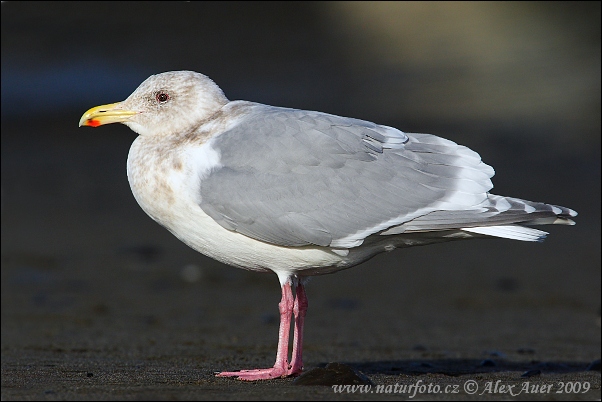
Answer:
81 70 579 381
199 104 576 248
80 70 576 257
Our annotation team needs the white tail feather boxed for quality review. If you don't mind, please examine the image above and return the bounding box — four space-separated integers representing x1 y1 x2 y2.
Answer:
462 225 548 242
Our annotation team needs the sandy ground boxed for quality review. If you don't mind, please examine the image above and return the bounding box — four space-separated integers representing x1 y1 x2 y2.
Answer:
2 2 600 400
2 109 600 402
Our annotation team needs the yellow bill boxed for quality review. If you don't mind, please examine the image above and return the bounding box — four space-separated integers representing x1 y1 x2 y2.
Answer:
79 102 138 127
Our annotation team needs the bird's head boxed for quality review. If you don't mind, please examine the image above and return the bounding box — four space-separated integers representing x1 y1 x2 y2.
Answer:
79 71 229 137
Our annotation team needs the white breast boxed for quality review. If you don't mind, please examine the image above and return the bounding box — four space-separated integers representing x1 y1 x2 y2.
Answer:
126 136 357 282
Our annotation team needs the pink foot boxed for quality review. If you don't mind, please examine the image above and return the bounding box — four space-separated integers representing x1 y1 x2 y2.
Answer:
215 279 309 381
216 366 289 381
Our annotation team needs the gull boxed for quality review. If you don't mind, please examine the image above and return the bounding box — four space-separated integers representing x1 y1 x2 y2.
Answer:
79 71 577 381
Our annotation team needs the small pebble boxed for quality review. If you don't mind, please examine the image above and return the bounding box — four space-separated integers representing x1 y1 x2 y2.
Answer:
586 359 601 371
521 369 541 378
293 362 373 386
480 359 496 367
485 350 506 358
410 362 433 368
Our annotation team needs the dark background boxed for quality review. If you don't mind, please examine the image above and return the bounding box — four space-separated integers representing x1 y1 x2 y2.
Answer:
2 2 600 400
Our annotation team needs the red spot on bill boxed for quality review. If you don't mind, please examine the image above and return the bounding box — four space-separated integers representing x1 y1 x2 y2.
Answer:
87 119 101 127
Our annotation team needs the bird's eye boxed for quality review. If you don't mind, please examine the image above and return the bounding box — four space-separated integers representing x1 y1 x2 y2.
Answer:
155 91 170 103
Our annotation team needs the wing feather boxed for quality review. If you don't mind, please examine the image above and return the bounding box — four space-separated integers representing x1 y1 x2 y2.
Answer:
198 105 570 248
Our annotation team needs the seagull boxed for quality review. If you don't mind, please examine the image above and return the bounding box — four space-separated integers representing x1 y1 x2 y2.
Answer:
79 70 577 381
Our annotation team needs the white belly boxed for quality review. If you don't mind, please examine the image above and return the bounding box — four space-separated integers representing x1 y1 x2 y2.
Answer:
125 136 368 281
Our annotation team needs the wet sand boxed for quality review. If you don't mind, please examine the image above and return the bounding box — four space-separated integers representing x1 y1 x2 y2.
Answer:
2 2 600 400
2 113 600 401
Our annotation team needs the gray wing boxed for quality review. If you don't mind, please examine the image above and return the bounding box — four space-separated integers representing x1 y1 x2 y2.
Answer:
198 105 569 248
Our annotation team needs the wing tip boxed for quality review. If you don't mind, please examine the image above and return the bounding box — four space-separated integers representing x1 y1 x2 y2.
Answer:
462 225 549 242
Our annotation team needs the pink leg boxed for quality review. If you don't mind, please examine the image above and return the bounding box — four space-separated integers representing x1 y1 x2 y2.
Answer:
289 281 308 375
216 282 295 380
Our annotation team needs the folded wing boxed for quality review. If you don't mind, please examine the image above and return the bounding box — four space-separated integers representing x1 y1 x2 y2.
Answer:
199 105 575 248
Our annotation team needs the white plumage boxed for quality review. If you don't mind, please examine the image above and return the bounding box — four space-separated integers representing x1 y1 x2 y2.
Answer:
80 70 577 381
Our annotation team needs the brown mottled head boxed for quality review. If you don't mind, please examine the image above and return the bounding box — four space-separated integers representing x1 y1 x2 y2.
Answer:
79 71 229 137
